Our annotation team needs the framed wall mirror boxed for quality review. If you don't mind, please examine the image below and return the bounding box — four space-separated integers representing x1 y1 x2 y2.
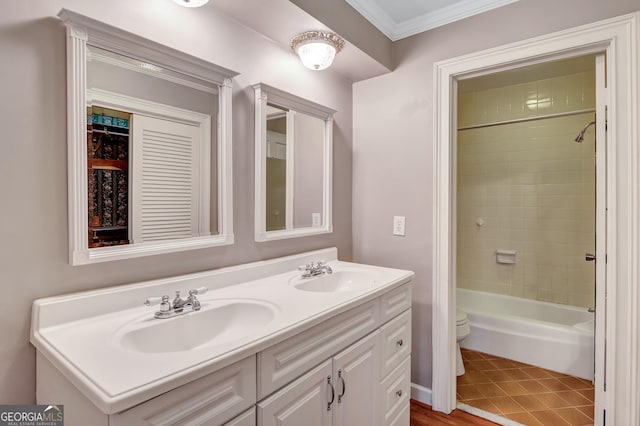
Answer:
253 83 335 241
59 9 237 265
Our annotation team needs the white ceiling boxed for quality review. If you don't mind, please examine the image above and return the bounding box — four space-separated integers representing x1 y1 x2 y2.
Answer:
345 0 520 41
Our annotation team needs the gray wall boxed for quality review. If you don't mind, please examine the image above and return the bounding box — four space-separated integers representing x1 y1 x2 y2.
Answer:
352 0 640 391
0 0 352 403
294 113 324 228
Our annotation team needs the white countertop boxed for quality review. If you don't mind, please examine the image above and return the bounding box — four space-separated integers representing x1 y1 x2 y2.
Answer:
31 248 413 414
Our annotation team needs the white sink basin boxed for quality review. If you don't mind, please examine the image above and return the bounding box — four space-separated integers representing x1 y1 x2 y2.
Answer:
291 270 377 293
119 300 277 353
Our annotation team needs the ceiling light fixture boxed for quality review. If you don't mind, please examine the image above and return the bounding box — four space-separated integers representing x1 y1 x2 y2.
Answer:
173 0 209 8
290 31 345 71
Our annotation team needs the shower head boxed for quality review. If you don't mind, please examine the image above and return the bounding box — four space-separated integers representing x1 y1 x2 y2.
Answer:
575 121 596 143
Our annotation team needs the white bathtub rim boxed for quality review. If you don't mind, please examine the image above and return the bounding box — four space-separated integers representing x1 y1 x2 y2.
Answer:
464 308 594 340
457 288 594 330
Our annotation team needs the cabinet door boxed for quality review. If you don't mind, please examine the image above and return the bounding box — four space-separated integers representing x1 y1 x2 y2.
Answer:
333 330 380 426
258 360 333 426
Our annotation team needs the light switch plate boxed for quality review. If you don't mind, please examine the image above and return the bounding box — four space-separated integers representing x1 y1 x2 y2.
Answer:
393 216 406 236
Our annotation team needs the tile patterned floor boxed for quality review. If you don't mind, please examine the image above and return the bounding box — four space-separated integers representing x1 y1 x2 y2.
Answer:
457 349 594 425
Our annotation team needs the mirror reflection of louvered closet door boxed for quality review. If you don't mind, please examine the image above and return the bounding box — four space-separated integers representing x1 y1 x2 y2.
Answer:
131 115 202 243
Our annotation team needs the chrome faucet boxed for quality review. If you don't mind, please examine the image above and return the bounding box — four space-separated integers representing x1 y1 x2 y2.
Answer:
144 287 207 319
172 291 187 313
298 261 333 279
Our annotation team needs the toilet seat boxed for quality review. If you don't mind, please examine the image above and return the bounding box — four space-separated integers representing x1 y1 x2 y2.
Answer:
455 310 470 376
456 310 470 340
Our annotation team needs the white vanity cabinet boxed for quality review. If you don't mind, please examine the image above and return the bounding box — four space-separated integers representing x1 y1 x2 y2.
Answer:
32 249 414 426
36 283 412 426
257 284 412 426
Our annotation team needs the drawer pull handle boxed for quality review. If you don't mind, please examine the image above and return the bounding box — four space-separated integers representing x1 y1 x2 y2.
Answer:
396 389 403 398
396 339 404 347
338 370 346 403
327 376 335 411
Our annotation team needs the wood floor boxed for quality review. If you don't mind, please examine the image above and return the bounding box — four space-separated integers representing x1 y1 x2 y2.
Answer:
410 399 498 425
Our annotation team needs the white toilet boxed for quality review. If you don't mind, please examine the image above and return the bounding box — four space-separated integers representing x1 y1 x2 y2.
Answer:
456 310 471 376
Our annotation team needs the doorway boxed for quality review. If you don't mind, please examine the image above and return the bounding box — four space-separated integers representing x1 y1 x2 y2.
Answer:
431 13 639 426
453 54 600 425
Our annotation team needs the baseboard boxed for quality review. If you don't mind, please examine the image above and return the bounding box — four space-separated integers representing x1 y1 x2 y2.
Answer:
410 382 432 405
457 403 523 426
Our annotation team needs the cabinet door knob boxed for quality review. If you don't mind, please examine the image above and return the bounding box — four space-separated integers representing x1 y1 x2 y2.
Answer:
327 376 335 411
396 339 404 347
396 389 403 398
338 370 346 403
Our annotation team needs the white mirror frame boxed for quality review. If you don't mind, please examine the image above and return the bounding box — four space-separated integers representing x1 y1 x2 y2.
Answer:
253 83 335 242
59 9 237 265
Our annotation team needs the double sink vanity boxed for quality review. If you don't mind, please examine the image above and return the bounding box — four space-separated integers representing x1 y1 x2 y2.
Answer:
31 248 414 425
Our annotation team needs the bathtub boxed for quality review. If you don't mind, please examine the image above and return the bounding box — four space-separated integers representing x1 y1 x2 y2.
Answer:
457 288 594 380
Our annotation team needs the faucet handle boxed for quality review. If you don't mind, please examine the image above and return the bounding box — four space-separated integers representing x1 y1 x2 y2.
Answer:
145 295 172 313
187 288 205 311
144 296 166 307
189 286 208 296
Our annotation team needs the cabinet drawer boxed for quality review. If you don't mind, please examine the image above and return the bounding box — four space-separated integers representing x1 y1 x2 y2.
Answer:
112 356 256 426
379 309 411 378
380 283 411 323
258 299 379 399
223 407 255 426
379 356 410 426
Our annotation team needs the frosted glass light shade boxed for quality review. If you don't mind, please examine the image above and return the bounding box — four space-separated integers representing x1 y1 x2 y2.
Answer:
297 42 337 71
173 0 209 7
290 31 345 71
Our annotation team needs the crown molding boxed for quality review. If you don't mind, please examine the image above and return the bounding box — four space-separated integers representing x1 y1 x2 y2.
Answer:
346 0 519 41
344 0 398 39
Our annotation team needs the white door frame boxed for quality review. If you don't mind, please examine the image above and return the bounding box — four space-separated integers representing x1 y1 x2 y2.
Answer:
432 13 639 425
593 53 607 426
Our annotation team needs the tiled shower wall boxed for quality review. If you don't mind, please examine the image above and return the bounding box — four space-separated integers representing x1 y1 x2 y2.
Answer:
456 70 596 308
